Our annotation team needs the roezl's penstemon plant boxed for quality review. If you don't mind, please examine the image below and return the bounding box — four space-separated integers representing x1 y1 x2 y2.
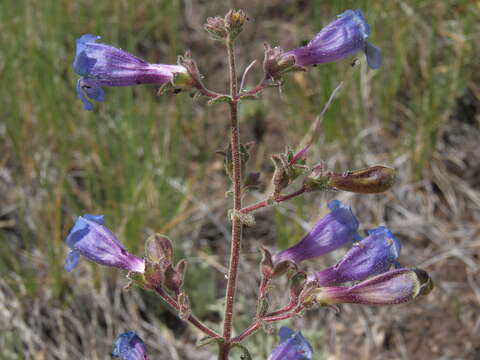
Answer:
68 9 433 359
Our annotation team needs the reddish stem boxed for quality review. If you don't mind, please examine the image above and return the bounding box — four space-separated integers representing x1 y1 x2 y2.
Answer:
264 298 299 317
241 77 279 97
153 287 220 338
240 188 307 214
219 35 242 360
233 306 305 343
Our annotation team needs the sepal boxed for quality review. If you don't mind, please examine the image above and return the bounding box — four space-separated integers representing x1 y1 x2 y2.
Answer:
164 259 188 295
178 292 191 320
272 260 297 278
126 271 149 290
303 164 330 192
263 43 306 80
260 246 274 278
144 260 165 288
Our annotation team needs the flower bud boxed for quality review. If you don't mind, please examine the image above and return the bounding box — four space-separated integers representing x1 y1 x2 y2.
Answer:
203 16 228 40
327 165 395 194
302 164 330 192
224 9 248 39
310 268 433 306
145 234 173 263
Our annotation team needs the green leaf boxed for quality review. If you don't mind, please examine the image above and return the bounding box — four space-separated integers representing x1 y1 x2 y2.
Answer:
208 95 231 106
231 343 252 360
196 336 224 347
239 94 259 101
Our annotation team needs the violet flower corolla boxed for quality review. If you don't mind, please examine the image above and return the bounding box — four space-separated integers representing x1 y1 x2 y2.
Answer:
73 34 187 110
112 331 148 360
283 9 381 69
64 214 145 273
268 327 313 360
309 226 401 286
272 200 360 264
310 268 433 306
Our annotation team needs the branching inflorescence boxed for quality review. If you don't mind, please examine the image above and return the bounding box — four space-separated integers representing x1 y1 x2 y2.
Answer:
68 9 433 360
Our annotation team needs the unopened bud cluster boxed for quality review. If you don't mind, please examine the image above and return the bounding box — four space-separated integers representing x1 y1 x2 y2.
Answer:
204 9 248 41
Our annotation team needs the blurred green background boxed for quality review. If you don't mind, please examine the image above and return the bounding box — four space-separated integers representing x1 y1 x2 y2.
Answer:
1 0 479 359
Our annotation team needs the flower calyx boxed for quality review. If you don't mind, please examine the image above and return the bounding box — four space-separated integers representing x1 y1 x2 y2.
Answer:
263 43 306 81
176 52 206 93
143 234 187 295
271 149 308 196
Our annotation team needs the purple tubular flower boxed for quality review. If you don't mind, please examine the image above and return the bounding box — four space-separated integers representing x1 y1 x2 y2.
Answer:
312 268 433 306
73 34 187 110
64 214 145 273
268 327 313 360
112 331 148 360
310 226 401 286
273 200 360 264
283 9 381 69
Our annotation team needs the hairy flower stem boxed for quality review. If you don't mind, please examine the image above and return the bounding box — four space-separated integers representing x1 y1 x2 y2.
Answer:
219 35 242 360
233 306 305 343
153 287 220 338
241 188 307 214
